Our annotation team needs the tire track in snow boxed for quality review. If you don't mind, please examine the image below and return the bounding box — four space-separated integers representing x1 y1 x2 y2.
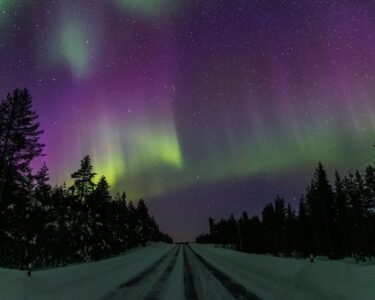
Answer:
142 246 180 299
101 246 177 299
183 245 198 300
188 245 262 300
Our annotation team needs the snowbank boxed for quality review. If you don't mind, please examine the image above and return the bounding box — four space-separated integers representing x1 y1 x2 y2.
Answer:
191 244 375 300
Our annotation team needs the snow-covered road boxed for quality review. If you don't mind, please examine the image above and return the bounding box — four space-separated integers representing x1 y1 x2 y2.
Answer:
0 244 261 300
1 243 374 299
101 244 260 300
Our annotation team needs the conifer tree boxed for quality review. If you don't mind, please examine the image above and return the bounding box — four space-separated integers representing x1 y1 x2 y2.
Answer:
274 195 286 255
90 176 111 259
136 199 152 245
352 171 369 257
307 162 336 257
71 155 96 202
0 89 44 202
297 195 311 256
334 171 348 257
262 203 275 254
35 163 51 198
285 203 297 256
364 165 375 254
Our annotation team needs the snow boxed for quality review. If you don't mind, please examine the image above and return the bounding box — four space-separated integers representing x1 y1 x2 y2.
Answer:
191 244 375 300
0 243 174 299
184 245 235 299
162 245 184 299
0 243 374 299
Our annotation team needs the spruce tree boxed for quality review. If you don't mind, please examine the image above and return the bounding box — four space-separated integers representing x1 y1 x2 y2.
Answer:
334 171 348 257
113 192 129 251
0 89 44 268
364 165 375 255
307 162 336 257
35 163 51 198
262 203 275 254
208 217 215 243
127 201 138 248
297 195 311 257
274 195 286 255
285 203 297 256
0 89 44 203
90 176 111 259
352 171 369 257
136 199 152 245
71 155 96 202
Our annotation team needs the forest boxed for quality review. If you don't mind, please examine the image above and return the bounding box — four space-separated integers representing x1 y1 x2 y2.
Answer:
0 89 172 269
197 161 375 260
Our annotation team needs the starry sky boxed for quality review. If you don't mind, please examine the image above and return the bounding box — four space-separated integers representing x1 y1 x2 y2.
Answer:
1 0 375 241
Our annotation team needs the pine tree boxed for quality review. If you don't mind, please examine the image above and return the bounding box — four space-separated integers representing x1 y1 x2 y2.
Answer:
197 157 375 258
69 156 97 261
364 165 375 255
113 192 129 252
94 176 111 200
240 211 250 251
352 171 369 257
334 171 348 257
71 155 96 202
249 215 263 253
262 203 275 254
90 176 111 259
297 195 311 257
228 213 238 247
285 203 297 256
208 217 215 243
273 195 286 255
0 89 173 266
35 163 50 198
0 89 44 203
307 162 336 257
127 201 138 248
24 163 52 267
136 199 152 245
364 165 375 215
0 89 44 268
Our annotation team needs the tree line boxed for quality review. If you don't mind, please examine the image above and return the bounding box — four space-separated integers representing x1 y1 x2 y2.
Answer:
0 89 172 269
196 161 375 260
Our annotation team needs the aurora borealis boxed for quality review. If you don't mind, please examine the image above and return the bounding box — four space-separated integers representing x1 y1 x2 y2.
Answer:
1 1 375 240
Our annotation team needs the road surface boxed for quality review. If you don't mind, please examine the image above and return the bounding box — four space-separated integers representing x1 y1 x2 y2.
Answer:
0 243 265 300
1 243 370 299
102 244 261 300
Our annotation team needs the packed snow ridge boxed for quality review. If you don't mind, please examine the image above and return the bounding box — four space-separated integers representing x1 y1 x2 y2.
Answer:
0 243 374 299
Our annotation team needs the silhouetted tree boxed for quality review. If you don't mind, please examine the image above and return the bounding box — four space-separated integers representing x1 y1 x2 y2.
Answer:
0 89 44 203
197 160 375 261
71 155 96 202
262 203 275 254
0 88 173 268
307 162 336 257
297 195 311 257
274 195 286 255
285 203 297 256
334 171 348 257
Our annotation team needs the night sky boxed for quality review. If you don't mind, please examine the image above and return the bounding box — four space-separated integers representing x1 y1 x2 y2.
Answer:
1 0 375 241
